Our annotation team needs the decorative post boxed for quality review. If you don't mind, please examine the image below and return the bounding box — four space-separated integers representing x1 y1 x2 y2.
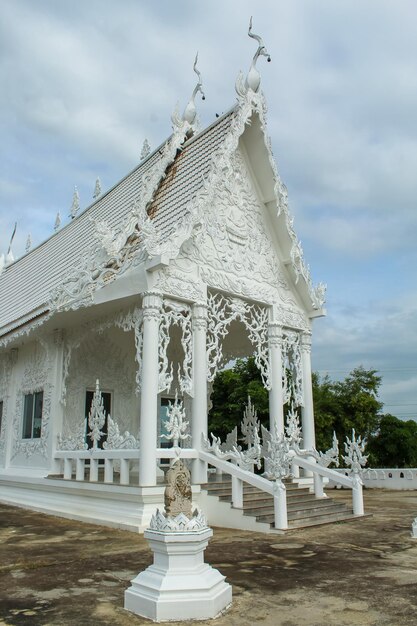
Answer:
300 332 316 451
268 322 284 436
4 349 18 469
49 330 66 474
191 302 208 484
139 292 162 487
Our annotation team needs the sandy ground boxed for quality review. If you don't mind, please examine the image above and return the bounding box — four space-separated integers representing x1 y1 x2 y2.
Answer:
1 489 417 625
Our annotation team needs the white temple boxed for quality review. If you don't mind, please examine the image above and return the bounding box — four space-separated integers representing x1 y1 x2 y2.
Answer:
0 24 364 532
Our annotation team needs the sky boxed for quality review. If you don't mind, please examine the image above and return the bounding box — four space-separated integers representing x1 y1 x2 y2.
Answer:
0 0 416 421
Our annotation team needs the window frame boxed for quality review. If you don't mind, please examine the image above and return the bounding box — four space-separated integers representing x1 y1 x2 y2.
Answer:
22 390 44 440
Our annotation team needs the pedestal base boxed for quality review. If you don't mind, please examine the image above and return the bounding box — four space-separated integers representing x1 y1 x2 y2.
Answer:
124 527 232 622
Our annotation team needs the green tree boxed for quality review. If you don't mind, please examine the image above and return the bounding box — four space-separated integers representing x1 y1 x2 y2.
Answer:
367 415 417 468
313 367 384 453
208 357 268 441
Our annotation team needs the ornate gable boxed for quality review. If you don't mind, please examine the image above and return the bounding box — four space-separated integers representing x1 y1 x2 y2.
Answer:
180 148 292 306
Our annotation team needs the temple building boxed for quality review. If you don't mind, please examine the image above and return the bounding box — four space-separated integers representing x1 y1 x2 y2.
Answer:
0 26 364 532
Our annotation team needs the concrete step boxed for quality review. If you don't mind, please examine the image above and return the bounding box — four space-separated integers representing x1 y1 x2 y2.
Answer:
257 503 353 524
202 475 358 532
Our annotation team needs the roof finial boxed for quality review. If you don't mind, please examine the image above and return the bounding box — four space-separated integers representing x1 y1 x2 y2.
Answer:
6 222 16 265
25 234 32 253
93 177 102 199
54 212 61 232
140 139 151 160
182 53 206 126
70 186 80 219
245 17 271 93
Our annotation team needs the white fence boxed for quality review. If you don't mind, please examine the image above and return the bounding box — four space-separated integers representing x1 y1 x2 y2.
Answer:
329 468 417 490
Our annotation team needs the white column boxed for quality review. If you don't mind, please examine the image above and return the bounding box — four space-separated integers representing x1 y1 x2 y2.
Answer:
4 348 19 469
268 322 285 436
49 330 66 474
191 303 208 484
139 292 162 487
301 332 316 451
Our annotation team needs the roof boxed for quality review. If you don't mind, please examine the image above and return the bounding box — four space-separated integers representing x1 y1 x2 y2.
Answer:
0 110 236 338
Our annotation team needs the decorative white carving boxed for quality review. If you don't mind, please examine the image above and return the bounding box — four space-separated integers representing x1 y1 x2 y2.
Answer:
103 415 139 450
261 425 293 481
63 327 136 439
240 396 259 446
0 313 52 350
0 351 15 458
140 139 151 160
12 341 52 460
114 307 143 394
54 212 61 232
282 330 303 406
57 428 88 451
206 292 270 389
181 150 290 307
161 392 191 448
88 379 106 449
343 429 368 476
153 266 205 303
149 508 207 532
203 397 262 472
318 432 340 468
158 299 193 396
182 53 205 126
93 177 102 199
285 403 302 446
235 17 271 96
70 186 80 219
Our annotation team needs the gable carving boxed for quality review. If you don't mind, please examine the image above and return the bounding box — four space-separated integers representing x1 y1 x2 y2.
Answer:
180 149 290 303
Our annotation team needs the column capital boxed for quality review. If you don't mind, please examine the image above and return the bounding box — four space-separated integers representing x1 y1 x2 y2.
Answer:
142 291 163 320
268 322 283 347
300 332 312 353
192 302 208 331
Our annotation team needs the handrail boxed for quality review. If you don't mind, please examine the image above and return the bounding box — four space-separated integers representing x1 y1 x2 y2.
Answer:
54 448 198 460
292 455 354 488
199 450 274 495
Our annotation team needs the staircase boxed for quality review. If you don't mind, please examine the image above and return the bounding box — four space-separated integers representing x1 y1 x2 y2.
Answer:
202 475 357 530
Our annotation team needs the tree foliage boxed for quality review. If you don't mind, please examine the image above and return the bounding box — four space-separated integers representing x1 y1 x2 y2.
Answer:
208 359 417 468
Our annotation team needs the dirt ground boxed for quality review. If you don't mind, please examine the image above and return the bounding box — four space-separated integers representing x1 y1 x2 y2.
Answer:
1 489 417 626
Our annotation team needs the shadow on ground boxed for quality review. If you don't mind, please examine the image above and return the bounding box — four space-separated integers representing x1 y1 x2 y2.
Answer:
1 490 417 625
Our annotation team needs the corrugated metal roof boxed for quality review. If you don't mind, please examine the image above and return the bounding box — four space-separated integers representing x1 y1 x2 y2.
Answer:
0 109 235 336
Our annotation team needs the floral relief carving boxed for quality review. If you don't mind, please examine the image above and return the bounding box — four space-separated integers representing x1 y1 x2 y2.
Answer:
0 352 14 458
12 341 53 460
206 292 271 389
181 150 289 305
282 330 303 407
159 299 193 396
64 331 136 439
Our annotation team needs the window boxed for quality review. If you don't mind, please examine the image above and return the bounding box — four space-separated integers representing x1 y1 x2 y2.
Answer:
0 400 3 436
85 389 111 449
22 391 43 439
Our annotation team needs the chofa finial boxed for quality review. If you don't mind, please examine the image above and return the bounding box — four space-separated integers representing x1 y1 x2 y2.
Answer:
244 17 271 93
182 53 206 126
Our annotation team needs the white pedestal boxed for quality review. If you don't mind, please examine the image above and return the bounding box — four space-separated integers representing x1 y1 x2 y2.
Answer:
124 526 232 622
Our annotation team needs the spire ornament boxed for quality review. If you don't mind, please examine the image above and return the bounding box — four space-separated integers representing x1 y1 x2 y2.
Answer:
93 177 102 200
70 186 80 219
236 17 271 96
140 139 151 160
182 53 206 127
25 234 32 253
54 212 61 232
